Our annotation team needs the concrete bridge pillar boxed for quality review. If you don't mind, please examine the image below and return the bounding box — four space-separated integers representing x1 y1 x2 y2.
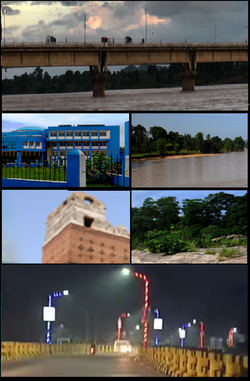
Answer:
90 65 107 97
180 62 197 91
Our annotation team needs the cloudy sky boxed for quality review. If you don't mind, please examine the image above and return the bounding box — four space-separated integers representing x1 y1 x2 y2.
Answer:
2 113 129 145
2 1 248 78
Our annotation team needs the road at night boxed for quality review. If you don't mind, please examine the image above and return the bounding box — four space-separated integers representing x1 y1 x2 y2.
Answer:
1 354 166 377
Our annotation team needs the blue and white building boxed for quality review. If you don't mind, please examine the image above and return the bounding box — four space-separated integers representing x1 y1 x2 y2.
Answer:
2 123 129 162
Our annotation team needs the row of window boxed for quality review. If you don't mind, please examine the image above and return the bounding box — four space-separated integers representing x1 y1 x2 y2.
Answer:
51 142 107 149
49 131 107 138
23 142 107 149
23 142 42 149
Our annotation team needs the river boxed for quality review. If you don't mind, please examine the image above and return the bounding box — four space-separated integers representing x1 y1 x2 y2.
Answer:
2 83 248 111
132 150 248 188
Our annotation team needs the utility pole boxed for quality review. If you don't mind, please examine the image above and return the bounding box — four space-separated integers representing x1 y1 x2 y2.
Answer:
145 8 148 44
3 9 6 43
84 11 86 44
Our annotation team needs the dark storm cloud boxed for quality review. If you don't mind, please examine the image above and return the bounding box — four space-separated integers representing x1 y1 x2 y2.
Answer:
2 5 20 15
49 19 69 27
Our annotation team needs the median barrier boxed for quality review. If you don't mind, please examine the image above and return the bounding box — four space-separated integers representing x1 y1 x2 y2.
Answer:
137 346 248 377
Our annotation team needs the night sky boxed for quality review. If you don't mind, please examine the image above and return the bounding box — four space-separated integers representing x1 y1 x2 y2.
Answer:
1 264 248 348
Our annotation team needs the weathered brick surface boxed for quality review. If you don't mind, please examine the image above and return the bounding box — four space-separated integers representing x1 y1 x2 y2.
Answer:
42 223 130 263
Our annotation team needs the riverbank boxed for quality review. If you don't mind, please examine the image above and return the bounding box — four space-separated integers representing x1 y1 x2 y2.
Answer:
132 152 222 161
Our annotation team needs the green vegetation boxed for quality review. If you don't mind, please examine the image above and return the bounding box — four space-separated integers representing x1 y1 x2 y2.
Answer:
132 192 247 255
132 125 245 156
218 247 243 261
2 62 248 95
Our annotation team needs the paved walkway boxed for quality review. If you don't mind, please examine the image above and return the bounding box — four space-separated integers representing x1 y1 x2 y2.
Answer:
132 246 247 264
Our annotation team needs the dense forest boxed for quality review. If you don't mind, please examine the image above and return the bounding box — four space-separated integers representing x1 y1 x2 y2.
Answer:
132 192 247 254
131 125 246 155
2 61 248 95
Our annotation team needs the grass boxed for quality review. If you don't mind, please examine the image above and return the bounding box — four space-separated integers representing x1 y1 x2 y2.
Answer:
2 166 67 182
218 247 243 261
204 248 217 255
2 168 124 187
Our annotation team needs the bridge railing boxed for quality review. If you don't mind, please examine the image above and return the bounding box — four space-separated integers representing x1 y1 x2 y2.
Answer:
2 42 248 48
135 346 248 377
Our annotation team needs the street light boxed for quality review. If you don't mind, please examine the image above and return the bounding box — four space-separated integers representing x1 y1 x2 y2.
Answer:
44 290 69 344
122 268 150 347
3 9 7 44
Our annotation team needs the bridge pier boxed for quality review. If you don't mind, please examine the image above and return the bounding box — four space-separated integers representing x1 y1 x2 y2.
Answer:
180 63 197 91
90 65 107 97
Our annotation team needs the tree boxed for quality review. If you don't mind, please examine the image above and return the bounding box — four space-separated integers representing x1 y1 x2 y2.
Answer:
155 196 181 232
195 132 204 152
149 126 168 142
183 133 192 150
156 138 167 155
174 143 181 153
131 124 148 152
223 137 233 152
232 136 245 151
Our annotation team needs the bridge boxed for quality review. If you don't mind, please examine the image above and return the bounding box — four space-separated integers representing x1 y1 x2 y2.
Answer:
2 42 248 96
1 342 248 377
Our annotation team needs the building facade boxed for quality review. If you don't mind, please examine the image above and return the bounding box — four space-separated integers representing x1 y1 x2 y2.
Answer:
42 192 130 263
2 123 128 162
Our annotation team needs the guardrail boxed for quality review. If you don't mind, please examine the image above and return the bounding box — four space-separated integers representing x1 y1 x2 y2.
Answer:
2 42 248 48
1 342 117 361
135 346 248 377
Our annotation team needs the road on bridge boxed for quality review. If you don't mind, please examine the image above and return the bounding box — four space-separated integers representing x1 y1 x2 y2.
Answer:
2 354 166 377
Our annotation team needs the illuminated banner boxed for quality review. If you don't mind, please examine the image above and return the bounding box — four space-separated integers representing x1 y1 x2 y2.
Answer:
43 306 55 322
153 318 163 330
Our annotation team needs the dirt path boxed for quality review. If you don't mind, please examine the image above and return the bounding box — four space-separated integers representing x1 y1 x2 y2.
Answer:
131 246 247 264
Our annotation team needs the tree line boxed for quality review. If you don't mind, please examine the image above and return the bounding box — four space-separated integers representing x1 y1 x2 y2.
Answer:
2 61 248 95
132 192 247 254
132 125 246 155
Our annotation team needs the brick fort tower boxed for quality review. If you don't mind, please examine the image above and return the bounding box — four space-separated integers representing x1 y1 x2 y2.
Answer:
42 192 130 263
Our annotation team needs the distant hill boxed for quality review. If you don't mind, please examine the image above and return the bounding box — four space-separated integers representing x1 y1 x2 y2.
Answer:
122 64 165 72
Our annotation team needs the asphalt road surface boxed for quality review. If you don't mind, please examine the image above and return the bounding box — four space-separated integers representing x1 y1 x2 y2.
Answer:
2 354 166 377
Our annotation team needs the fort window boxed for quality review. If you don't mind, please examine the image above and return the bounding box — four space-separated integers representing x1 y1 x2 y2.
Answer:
84 217 94 228
84 198 93 205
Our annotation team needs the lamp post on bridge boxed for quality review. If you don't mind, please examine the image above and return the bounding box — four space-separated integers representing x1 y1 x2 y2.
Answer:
117 312 130 340
122 268 150 347
43 290 69 344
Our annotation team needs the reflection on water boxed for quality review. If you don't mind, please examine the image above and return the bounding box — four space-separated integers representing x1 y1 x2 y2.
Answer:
132 150 248 188
2 83 248 111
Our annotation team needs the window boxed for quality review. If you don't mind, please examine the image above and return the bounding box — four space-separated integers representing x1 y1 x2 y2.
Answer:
82 131 89 137
75 142 82 148
92 142 99 148
100 131 107 136
67 143 73 149
66 131 73 137
36 142 42 149
52 143 57 148
84 217 94 228
83 142 89 147
74 131 81 137
91 131 98 137
100 142 107 147
59 143 66 148
59 132 65 138
50 132 57 138
23 141 29 148
30 142 35 149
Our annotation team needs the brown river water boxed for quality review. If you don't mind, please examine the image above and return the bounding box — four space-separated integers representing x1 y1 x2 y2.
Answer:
132 150 248 188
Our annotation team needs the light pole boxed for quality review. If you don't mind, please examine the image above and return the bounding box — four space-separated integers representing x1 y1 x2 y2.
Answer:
145 8 148 44
192 319 205 348
122 268 150 347
44 290 69 344
117 312 130 340
3 9 7 44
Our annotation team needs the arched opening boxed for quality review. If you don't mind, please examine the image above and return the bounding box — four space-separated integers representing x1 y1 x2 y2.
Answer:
84 216 94 228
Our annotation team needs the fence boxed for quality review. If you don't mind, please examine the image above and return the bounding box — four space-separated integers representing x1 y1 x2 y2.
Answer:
2 150 129 188
135 346 248 377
